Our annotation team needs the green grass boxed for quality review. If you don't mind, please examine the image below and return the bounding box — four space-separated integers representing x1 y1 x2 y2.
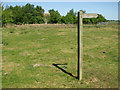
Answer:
2 23 118 88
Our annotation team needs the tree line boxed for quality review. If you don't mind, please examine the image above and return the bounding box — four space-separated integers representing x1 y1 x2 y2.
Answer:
1 3 107 26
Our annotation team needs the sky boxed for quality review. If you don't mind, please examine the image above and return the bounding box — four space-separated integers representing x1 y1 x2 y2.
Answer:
2 2 118 20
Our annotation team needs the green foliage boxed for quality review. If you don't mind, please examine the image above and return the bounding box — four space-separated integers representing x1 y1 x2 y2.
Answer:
12 5 23 24
36 16 44 24
83 14 107 24
61 9 77 24
49 9 61 23
0 3 2 27
2 8 14 26
2 3 45 26
2 3 107 26
35 5 44 17
96 14 107 22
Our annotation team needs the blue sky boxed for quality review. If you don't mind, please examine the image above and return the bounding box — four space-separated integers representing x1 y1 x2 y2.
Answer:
2 2 118 20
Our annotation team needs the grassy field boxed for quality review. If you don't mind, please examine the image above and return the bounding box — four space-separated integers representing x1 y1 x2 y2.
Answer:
2 23 118 88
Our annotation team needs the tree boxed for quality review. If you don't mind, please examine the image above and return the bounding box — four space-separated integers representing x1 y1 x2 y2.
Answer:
36 16 44 24
83 14 107 24
0 3 2 27
2 3 45 25
2 7 14 26
12 5 23 24
1 3 107 26
96 14 107 23
35 5 45 24
49 9 61 23
22 4 35 24
35 6 44 17
62 9 77 24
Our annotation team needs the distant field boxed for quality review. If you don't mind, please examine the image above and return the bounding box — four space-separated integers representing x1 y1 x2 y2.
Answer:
2 22 118 88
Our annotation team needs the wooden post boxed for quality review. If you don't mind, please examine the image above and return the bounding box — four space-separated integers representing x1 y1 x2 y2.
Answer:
78 11 83 80
77 11 97 80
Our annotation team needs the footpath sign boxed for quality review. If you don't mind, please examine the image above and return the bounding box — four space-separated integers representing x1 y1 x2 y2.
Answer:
78 11 98 80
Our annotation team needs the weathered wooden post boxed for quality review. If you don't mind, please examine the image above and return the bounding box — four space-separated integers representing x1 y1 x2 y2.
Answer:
78 11 98 80
78 11 83 80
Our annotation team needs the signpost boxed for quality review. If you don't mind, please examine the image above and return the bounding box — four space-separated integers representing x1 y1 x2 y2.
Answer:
78 11 98 80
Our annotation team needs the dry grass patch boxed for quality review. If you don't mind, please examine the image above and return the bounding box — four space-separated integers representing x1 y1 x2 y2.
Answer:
4 48 14 50
19 50 35 56
112 35 118 38
56 32 66 35
2 62 20 73
61 48 74 53
37 48 50 53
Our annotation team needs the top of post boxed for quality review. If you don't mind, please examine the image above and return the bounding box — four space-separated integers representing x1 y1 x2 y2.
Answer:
80 10 83 15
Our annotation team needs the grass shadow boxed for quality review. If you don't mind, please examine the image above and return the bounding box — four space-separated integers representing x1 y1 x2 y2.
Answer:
52 63 78 79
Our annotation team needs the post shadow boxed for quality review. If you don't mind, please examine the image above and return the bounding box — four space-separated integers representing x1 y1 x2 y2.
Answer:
52 12 81 80
52 63 78 79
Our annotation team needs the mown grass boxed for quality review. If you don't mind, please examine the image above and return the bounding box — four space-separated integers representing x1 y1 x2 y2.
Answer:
2 23 118 88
